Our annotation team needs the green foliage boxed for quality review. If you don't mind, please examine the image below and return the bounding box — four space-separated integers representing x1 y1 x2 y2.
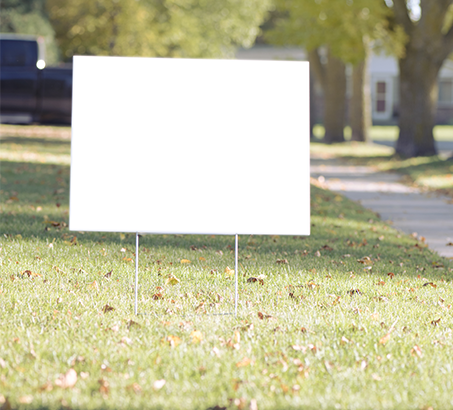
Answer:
46 0 271 61
266 0 405 64
0 0 60 64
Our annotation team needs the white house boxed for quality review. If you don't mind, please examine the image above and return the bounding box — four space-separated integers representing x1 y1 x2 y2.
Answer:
236 46 453 125
369 53 453 124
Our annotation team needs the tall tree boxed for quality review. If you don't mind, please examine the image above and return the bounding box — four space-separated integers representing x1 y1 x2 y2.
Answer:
0 0 59 63
46 0 271 60
387 0 453 157
266 0 403 143
308 48 347 143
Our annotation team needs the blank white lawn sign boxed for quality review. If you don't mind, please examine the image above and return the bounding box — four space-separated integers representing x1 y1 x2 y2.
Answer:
70 56 310 314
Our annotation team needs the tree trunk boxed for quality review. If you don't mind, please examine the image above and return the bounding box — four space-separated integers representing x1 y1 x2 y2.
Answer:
309 66 316 139
350 55 371 143
324 51 346 143
391 0 453 157
308 48 346 143
396 51 441 157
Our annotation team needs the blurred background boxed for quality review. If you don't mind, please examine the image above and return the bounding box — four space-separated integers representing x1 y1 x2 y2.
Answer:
1 0 452 157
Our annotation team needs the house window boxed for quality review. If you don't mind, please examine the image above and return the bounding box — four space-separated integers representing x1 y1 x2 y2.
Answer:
375 81 386 112
438 79 453 104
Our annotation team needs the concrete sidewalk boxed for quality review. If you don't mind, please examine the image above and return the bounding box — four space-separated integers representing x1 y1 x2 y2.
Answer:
310 155 453 258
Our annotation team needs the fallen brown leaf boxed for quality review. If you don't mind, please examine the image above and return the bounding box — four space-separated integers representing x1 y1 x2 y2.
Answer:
21 270 41 278
257 312 273 320
18 396 32 404
102 304 115 313
127 320 141 329
224 266 235 276
236 357 252 368
127 382 142 394
162 335 181 348
98 378 109 396
39 381 53 392
379 333 391 345
191 330 203 344
411 345 423 357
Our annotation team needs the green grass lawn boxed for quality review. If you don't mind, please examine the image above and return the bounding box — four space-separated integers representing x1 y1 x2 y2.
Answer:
1 125 453 409
312 125 453 142
311 125 453 197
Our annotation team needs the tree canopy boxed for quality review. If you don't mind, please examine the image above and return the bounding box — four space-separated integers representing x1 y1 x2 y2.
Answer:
266 0 404 65
46 0 271 61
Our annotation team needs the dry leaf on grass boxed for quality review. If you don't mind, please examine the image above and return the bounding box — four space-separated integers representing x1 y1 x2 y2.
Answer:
165 275 180 285
161 335 181 348
224 266 235 276
153 379 166 390
88 281 98 289
39 381 53 392
411 345 423 357
55 368 77 389
21 270 41 278
191 330 203 344
247 275 265 285
98 378 109 396
291 345 307 353
379 333 391 345
18 396 33 404
127 320 141 329
126 383 142 394
102 304 115 313
236 357 252 368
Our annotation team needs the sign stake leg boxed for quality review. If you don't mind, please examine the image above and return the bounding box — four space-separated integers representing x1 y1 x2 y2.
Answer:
234 233 238 316
135 232 139 315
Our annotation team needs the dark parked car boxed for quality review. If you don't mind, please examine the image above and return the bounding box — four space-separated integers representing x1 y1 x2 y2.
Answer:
0 33 72 125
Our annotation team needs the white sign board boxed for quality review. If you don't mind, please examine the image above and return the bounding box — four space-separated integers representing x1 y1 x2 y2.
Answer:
70 56 310 236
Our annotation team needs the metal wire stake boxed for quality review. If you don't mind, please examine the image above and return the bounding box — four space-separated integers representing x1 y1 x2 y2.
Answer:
234 233 238 316
135 232 139 315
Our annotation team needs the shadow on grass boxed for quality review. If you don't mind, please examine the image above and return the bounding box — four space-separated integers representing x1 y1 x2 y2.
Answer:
1 160 450 279
1 404 331 410
0 136 71 147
